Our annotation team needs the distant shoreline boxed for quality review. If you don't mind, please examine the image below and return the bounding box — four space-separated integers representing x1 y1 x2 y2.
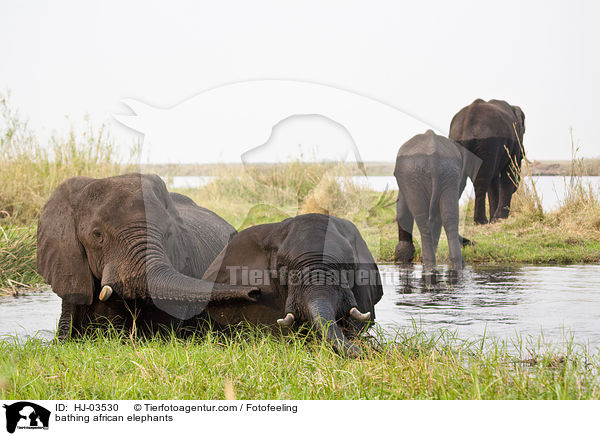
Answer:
140 159 600 177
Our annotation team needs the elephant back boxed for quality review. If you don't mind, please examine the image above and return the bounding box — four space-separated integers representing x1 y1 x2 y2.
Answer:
449 99 522 142
169 192 237 276
396 129 461 161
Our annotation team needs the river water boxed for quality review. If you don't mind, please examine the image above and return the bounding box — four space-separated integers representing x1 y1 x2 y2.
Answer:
2 264 599 348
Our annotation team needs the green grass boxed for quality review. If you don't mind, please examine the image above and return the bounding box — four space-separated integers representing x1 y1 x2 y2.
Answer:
1 327 598 400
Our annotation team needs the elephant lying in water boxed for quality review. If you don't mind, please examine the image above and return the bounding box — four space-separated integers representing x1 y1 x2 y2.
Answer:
201 213 383 356
394 130 481 272
449 99 525 224
37 173 259 339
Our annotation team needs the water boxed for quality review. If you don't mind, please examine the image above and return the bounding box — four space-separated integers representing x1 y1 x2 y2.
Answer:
376 264 600 347
168 175 600 212
2 265 600 347
0 288 60 341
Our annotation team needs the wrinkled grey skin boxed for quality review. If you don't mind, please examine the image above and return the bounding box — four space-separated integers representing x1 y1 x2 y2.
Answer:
37 173 259 339
202 214 383 357
394 130 481 272
449 99 525 224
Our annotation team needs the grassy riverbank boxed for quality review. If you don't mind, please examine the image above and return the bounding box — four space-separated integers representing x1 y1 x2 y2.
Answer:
1 328 598 400
2 158 600 294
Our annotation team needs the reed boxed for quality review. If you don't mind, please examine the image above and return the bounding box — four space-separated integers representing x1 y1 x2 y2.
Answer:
0 93 136 224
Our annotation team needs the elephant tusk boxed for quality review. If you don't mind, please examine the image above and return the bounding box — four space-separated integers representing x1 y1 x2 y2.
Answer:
99 285 113 302
277 312 295 327
349 307 371 322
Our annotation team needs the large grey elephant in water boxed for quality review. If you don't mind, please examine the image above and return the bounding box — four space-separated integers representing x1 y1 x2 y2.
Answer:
201 213 383 356
394 130 481 272
449 99 525 224
37 173 259 339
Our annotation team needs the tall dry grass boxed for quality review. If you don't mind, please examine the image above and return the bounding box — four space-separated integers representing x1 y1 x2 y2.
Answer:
548 132 600 239
0 93 136 224
183 161 377 228
508 127 599 230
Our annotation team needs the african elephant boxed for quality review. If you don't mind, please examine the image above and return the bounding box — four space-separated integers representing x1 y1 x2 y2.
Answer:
201 213 383 356
449 99 526 224
394 130 481 272
37 173 259 339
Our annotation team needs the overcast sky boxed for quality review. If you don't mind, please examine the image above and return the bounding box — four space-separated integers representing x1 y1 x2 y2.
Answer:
1 0 598 163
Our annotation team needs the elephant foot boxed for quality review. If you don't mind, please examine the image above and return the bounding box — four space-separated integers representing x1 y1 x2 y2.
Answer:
447 268 463 285
474 217 489 225
394 242 415 264
421 269 438 287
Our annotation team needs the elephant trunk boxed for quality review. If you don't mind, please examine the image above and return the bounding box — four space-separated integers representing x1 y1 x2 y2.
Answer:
307 297 361 358
100 259 260 320
146 263 260 304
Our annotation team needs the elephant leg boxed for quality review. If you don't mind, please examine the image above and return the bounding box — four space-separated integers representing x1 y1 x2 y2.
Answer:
414 213 436 273
472 179 490 225
494 169 519 220
466 138 502 225
487 177 500 222
394 190 415 263
440 188 463 271
57 300 80 340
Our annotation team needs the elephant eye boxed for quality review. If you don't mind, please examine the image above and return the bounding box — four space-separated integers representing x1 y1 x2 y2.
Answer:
92 229 103 241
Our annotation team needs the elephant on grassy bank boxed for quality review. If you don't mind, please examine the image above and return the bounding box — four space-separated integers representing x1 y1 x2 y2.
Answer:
449 99 526 224
394 130 481 272
201 213 383 357
37 173 259 339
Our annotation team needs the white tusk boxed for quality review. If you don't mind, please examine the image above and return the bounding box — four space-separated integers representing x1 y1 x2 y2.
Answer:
277 312 295 327
99 285 113 302
349 307 371 322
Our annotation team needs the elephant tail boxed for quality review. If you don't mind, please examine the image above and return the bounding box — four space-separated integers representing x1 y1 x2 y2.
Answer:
428 176 442 224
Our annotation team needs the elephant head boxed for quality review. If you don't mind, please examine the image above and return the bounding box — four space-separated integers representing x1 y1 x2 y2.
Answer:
37 173 259 321
202 213 383 356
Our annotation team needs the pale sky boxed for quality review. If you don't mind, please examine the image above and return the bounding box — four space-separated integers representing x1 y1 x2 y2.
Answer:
1 0 599 163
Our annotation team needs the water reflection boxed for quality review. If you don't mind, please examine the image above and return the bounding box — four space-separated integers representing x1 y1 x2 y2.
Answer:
376 264 600 346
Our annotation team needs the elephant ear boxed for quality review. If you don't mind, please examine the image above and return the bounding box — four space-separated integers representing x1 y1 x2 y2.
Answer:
457 143 483 194
335 218 383 318
202 223 282 288
37 177 95 305
512 105 526 146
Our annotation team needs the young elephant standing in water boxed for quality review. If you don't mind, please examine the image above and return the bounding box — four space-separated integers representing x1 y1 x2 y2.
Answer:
394 130 481 273
201 214 383 357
